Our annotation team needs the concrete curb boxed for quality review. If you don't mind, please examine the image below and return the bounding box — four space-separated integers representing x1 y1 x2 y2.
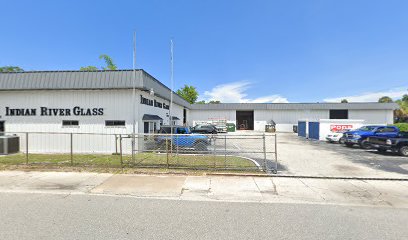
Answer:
2 168 407 181
207 172 408 181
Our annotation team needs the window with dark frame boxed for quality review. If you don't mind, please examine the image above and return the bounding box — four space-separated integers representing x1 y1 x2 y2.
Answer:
105 120 126 127
329 110 348 119
377 127 397 133
62 120 79 126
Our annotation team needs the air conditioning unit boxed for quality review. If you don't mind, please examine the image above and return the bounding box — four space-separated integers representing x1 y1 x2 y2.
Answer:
0 135 20 155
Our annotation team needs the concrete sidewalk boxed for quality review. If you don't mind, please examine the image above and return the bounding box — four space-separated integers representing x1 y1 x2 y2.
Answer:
0 171 407 208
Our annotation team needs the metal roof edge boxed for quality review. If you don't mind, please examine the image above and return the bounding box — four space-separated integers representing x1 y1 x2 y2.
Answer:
0 69 143 74
140 70 191 108
189 102 399 110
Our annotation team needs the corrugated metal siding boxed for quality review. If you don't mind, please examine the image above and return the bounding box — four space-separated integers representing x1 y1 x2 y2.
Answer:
348 109 393 124
141 71 189 108
191 102 398 110
254 109 329 124
0 70 191 108
0 70 139 90
188 110 236 124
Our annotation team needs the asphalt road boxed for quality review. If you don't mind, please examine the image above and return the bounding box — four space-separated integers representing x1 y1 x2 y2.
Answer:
0 192 407 240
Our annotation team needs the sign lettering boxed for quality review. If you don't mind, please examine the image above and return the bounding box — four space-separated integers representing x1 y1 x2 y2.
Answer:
330 124 353 132
141 95 170 110
5 107 104 117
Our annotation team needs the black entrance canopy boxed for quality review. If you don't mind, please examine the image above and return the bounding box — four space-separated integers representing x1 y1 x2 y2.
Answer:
142 114 163 121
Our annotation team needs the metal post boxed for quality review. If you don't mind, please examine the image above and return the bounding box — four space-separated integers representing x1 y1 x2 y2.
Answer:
132 134 135 164
176 135 179 156
25 132 28 164
274 134 278 174
166 139 169 169
131 32 137 165
119 135 123 169
213 137 216 169
70 133 73 166
115 134 118 154
176 135 179 166
224 135 227 169
263 133 267 172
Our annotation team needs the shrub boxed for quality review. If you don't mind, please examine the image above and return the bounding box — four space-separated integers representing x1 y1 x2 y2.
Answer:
391 123 408 132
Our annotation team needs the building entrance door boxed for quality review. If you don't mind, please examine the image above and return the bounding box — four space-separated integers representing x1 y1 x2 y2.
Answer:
236 111 254 130
144 121 158 133
144 122 149 133
0 121 4 136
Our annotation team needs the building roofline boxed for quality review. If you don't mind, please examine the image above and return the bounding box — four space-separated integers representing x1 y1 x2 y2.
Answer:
0 69 191 108
190 102 399 110
0 69 143 74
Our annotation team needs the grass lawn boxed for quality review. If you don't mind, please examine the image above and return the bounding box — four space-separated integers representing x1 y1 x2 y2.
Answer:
0 152 259 171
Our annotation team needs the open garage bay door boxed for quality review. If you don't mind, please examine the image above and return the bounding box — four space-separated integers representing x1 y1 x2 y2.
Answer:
236 111 254 130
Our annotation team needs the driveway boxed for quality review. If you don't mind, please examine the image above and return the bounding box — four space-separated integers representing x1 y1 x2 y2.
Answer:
276 133 408 178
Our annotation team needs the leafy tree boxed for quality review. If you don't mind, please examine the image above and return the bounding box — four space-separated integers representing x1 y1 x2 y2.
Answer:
0 66 24 72
209 100 221 104
378 96 393 103
395 99 408 122
80 54 117 71
99 54 117 70
195 100 206 104
340 99 348 103
176 85 199 104
80 66 98 71
402 94 408 103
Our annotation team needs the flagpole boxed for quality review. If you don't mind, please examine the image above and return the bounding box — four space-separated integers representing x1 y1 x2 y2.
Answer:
132 31 136 163
170 39 174 153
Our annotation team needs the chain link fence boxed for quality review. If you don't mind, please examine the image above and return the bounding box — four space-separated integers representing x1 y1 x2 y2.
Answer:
0 132 278 173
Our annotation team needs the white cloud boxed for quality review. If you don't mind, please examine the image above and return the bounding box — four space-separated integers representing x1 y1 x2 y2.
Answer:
324 87 408 102
202 81 289 103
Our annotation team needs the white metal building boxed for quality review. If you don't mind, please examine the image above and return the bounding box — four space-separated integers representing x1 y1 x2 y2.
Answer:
189 103 398 132
0 70 399 152
0 70 189 135
0 70 190 153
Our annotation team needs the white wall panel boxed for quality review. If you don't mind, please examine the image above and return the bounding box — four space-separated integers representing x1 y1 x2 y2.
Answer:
254 110 329 132
0 89 185 153
349 110 393 125
188 110 236 126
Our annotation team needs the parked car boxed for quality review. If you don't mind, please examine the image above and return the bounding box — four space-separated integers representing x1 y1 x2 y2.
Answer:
325 129 351 144
215 125 227 133
343 125 400 149
191 124 218 134
367 132 408 156
156 126 210 151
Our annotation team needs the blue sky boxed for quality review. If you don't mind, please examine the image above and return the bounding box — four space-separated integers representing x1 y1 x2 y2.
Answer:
1 0 408 103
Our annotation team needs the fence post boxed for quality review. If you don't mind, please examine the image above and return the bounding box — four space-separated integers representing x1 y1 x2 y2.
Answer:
176 135 179 156
263 133 267 172
131 133 135 164
274 134 278 173
25 132 29 164
166 139 169 169
115 134 118 154
224 135 227 169
213 137 216 169
119 135 123 169
70 133 73 166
